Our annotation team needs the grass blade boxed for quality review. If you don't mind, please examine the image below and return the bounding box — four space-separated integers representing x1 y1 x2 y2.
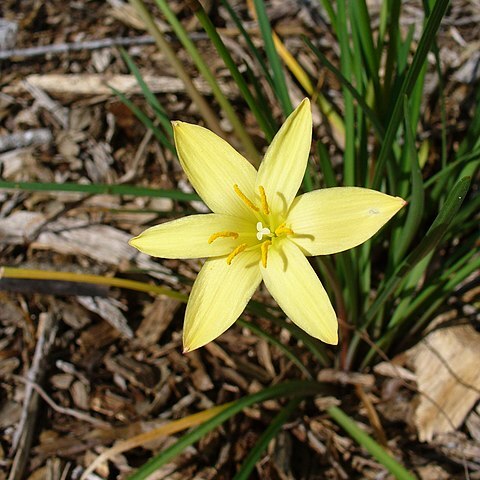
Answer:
252 0 292 114
371 0 450 189
247 301 330 366
355 176 471 367
373 176 469 320
381 0 401 103
317 141 337 188
423 149 480 188
118 47 173 137
304 37 382 137
0 267 187 301
350 0 379 89
110 85 175 153
233 398 302 480
128 0 224 136
220 0 275 89
336 0 355 185
238 319 312 378
128 381 329 479
81 402 234 480
153 0 259 163
189 0 275 141
393 95 425 263
327 406 416 480
0 180 200 201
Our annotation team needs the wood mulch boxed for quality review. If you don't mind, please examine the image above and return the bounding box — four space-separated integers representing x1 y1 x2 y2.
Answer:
0 0 479 479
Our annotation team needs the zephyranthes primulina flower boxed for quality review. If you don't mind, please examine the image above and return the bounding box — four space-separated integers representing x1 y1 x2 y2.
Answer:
130 99 405 352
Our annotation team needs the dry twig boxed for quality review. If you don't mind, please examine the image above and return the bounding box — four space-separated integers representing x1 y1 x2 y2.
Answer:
0 35 155 60
8 313 58 480
0 129 52 153
13 375 110 428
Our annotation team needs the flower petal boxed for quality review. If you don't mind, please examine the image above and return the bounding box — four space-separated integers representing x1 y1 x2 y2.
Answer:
255 98 312 218
173 122 258 218
183 251 262 351
129 214 255 259
287 187 406 255
262 239 338 344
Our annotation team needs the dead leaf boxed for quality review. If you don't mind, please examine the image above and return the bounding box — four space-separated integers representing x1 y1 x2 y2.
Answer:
406 324 480 441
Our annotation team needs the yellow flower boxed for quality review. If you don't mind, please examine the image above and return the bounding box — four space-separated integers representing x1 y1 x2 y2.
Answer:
129 99 405 352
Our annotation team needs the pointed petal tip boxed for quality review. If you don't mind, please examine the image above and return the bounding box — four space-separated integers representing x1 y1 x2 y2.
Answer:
393 195 408 213
300 97 310 107
295 98 311 116
172 120 192 132
183 338 204 353
324 332 339 346
182 334 196 353
316 321 338 346
183 330 209 354
128 235 145 252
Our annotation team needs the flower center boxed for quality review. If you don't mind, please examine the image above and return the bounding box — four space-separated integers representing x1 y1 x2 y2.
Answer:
256 221 271 240
209 184 294 268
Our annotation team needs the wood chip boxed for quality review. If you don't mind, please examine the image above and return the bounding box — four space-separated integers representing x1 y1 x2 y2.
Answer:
71 380 90 411
0 148 36 178
104 354 160 390
373 359 417 382
203 342 236 368
6 74 218 97
0 19 17 50
466 409 480 443
77 296 133 339
49 373 74 390
84 140 115 183
34 219 138 265
416 465 451 480
190 368 214 392
107 0 149 30
187 352 214 392
0 401 22 428
0 212 169 279
22 79 69 129
135 296 181 346
317 369 375 387
431 431 480 467
78 320 120 351
256 339 276 378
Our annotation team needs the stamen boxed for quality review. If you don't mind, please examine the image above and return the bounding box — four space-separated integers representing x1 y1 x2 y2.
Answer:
258 185 270 215
208 231 239 244
261 240 272 268
274 223 294 236
226 243 248 265
233 184 259 212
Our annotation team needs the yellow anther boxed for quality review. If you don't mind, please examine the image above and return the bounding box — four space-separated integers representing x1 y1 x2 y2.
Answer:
233 184 259 212
226 243 248 265
208 231 239 244
258 185 270 215
261 240 272 268
274 223 294 236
